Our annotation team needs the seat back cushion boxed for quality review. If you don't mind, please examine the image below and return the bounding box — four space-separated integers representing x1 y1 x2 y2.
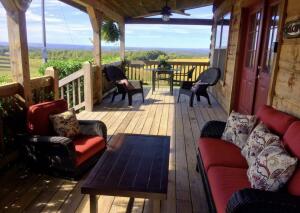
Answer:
27 99 68 136
284 121 300 196
256 105 298 136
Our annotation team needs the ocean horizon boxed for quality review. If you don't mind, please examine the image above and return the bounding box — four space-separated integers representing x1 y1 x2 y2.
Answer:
0 42 210 56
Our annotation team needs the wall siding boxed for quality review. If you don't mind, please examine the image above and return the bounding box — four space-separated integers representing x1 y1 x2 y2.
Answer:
212 0 300 118
211 0 242 114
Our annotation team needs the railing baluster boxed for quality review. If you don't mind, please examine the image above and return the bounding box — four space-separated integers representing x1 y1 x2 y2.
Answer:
72 81 76 107
66 84 70 108
78 78 82 105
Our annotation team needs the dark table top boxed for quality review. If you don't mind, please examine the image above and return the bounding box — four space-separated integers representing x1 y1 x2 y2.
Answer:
81 134 170 200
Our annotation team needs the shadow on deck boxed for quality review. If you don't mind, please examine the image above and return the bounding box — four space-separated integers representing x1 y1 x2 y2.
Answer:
0 87 227 213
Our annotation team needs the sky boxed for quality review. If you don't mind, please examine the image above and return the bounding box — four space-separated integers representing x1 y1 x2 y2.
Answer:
0 0 213 49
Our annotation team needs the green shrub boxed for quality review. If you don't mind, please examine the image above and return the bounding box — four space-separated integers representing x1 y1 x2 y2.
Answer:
38 60 84 79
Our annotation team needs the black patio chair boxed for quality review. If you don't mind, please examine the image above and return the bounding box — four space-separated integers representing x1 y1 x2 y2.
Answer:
177 67 221 107
173 66 196 83
103 65 144 106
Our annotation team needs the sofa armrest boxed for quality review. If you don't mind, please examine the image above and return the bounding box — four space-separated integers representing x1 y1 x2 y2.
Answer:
227 188 300 213
78 120 107 141
200 120 226 138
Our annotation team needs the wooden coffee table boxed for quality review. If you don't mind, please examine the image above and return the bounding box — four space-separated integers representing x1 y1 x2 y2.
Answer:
81 134 170 213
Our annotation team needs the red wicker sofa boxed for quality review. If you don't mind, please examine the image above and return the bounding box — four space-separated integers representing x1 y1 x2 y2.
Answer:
197 105 300 213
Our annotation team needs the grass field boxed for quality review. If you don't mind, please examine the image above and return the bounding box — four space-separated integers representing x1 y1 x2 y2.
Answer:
0 55 210 85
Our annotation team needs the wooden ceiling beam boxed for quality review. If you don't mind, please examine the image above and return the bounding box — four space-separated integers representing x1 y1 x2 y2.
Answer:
125 17 215 25
59 0 87 12
72 0 124 23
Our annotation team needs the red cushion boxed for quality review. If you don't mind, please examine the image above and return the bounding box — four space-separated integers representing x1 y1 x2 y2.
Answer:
74 136 106 166
256 105 298 136
27 99 68 136
208 167 250 213
198 138 248 172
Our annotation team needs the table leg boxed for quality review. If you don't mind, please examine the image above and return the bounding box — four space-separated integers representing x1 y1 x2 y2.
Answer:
152 71 155 93
153 200 161 213
170 74 173 95
90 195 98 213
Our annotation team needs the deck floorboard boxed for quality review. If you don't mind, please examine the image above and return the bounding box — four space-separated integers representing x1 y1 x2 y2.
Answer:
1 87 226 213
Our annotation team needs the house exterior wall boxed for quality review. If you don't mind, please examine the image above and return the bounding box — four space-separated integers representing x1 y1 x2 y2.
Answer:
211 0 300 117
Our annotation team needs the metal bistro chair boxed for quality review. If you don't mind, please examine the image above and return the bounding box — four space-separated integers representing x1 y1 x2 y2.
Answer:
173 66 196 83
177 67 221 107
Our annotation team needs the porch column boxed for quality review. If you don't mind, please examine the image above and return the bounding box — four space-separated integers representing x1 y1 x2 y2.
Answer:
87 6 103 102
119 20 125 60
0 0 32 105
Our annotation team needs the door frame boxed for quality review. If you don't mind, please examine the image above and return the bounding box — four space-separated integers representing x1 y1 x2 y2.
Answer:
232 0 287 114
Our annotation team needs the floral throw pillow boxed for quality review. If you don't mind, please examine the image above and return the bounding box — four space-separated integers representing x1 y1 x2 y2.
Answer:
248 142 298 191
49 108 80 138
242 122 280 166
221 111 257 149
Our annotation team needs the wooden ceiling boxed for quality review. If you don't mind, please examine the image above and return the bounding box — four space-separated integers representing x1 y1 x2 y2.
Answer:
61 0 213 20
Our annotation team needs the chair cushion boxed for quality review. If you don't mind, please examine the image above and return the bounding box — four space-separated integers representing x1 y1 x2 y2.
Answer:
49 109 80 138
207 166 250 213
221 111 257 149
74 136 106 166
247 142 297 191
198 138 248 172
241 122 280 166
27 99 68 136
256 105 298 136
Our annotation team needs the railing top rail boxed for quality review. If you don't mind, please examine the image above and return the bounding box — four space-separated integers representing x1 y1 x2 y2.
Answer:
30 75 53 90
0 82 22 97
128 60 210 66
59 68 84 87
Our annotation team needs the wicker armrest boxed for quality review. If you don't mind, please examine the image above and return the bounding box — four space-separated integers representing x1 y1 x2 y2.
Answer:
227 188 300 213
78 120 107 141
200 120 226 138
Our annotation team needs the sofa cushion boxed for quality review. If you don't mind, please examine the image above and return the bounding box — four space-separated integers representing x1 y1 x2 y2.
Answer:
74 136 106 166
207 166 250 213
221 111 257 149
27 99 68 136
248 142 297 191
256 105 298 136
198 138 248 172
242 122 280 166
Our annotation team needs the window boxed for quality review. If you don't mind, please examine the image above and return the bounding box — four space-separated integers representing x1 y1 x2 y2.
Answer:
212 12 231 81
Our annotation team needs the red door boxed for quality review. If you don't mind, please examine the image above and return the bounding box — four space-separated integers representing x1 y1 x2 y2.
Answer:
236 2 264 114
236 0 280 114
253 1 280 113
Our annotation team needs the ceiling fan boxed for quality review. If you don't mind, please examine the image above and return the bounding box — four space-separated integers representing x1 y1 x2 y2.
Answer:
135 0 190 22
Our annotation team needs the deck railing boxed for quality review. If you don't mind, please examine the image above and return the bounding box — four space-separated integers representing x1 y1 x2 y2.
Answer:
126 60 210 84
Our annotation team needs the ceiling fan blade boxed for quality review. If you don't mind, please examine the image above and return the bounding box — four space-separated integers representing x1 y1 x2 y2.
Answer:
171 10 191 16
133 11 162 18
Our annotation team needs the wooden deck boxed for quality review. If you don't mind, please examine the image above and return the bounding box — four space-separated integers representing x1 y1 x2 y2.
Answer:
0 87 227 213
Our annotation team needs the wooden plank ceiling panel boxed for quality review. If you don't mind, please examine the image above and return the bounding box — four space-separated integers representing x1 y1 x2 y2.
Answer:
101 0 213 18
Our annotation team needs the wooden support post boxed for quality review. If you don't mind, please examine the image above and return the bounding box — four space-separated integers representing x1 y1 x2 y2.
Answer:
119 21 125 61
45 67 59 100
83 62 93 111
87 6 103 102
1 0 32 106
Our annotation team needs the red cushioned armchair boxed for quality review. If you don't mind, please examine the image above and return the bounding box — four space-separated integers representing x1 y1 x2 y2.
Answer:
22 99 107 178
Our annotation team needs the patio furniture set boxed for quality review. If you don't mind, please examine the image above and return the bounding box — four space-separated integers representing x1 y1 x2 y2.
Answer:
104 64 221 107
20 91 300 213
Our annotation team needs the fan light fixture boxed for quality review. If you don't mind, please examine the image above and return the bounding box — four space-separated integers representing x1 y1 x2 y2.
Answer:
162 14 170 22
